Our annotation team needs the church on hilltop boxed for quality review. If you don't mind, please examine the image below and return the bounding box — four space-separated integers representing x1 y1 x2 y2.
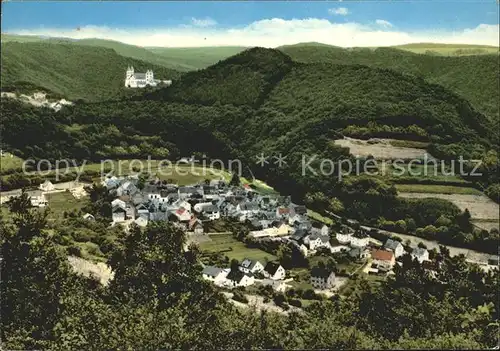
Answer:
125 66 172 88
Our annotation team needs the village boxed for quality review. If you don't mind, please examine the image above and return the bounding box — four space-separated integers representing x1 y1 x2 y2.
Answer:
96 172 448 306
3 169 497 311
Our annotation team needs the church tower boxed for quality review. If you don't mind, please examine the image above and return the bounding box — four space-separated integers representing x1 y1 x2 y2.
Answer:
125 66 135 87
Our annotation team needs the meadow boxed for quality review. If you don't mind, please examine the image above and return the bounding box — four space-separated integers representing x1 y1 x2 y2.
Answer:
198 234 277 263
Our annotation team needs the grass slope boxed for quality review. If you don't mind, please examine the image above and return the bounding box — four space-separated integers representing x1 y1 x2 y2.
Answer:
278 43 499 123
1 41 181 101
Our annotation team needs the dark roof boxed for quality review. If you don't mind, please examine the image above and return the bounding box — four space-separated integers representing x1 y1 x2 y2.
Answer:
179 186 196 194
308 232 329 242
293 205 307 215
240 258 261 270
291 229 308 242
203 204 218 213
384 238 402 251
310 267 334 279
264 262 282 276
352 230 369 239
202 266 223 277
133 73 146 79
240 202 259 211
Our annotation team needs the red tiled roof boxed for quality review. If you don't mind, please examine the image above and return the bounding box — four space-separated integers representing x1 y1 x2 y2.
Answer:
371 249 394 261
278 207 290 214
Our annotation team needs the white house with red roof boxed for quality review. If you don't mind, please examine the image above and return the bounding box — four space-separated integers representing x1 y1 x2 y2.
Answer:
173 207 191 222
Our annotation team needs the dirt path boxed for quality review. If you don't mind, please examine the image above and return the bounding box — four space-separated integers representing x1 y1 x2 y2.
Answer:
333 137 431 160
399 192 499 220
361 226 497 264
222 292 302 315
67 256 114 286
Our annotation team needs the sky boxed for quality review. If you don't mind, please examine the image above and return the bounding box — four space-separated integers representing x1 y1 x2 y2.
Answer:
2 1 499 48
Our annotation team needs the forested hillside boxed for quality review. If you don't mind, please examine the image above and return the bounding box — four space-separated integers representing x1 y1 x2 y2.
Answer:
2 47 498 252
279 43 499 123
1 42 181 101
145 48 294 106
2 201 498 349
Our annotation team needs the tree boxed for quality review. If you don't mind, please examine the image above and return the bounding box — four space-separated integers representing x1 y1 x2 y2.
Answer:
229 172 240 186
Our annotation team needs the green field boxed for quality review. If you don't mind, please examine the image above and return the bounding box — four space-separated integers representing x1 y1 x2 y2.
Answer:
0 153 25 174
46 191 86 218
198 234 276 262
395 184 482 195
307 209 333 225
388 164 469 184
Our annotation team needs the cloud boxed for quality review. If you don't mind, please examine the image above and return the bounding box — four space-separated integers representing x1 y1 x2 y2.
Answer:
328 7 349 16
375 19 393 28
9 19 499 48
190 17 217 27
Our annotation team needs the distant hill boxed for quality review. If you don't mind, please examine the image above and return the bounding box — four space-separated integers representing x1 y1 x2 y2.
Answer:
147 46 248 71
392 43 498 56
278 43 499 123
1 41 181 101
1 34 246 72
144 47 495 146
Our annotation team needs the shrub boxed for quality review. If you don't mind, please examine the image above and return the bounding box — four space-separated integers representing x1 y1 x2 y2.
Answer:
232 290 248 304
67 245 81 257
288 299 302 308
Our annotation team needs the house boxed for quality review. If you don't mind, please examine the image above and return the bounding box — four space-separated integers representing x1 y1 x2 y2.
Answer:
178 186 197 200
290 229 309 243
28 191 48 207
310 267 336 289
336 226 354 244
116 181 138 197
411 247 430 263
305 233 331 251
112 205 127 223
188 217 204 234
202 266 229 283
39 180 55 192
226 269 255 287
350 230 370 248
237 202 260 215
239 259 265 274
349 247 370 259
172 207 191 222
135 203 150 220
260 279 287 292
276 207 291 218
82 213 95 221
291 205 307 217
111 198 127 209
263 262 286 280
202 204 220 220
102 176 121 189
384 238 405 258
172 199 192 213
371 249 396 271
